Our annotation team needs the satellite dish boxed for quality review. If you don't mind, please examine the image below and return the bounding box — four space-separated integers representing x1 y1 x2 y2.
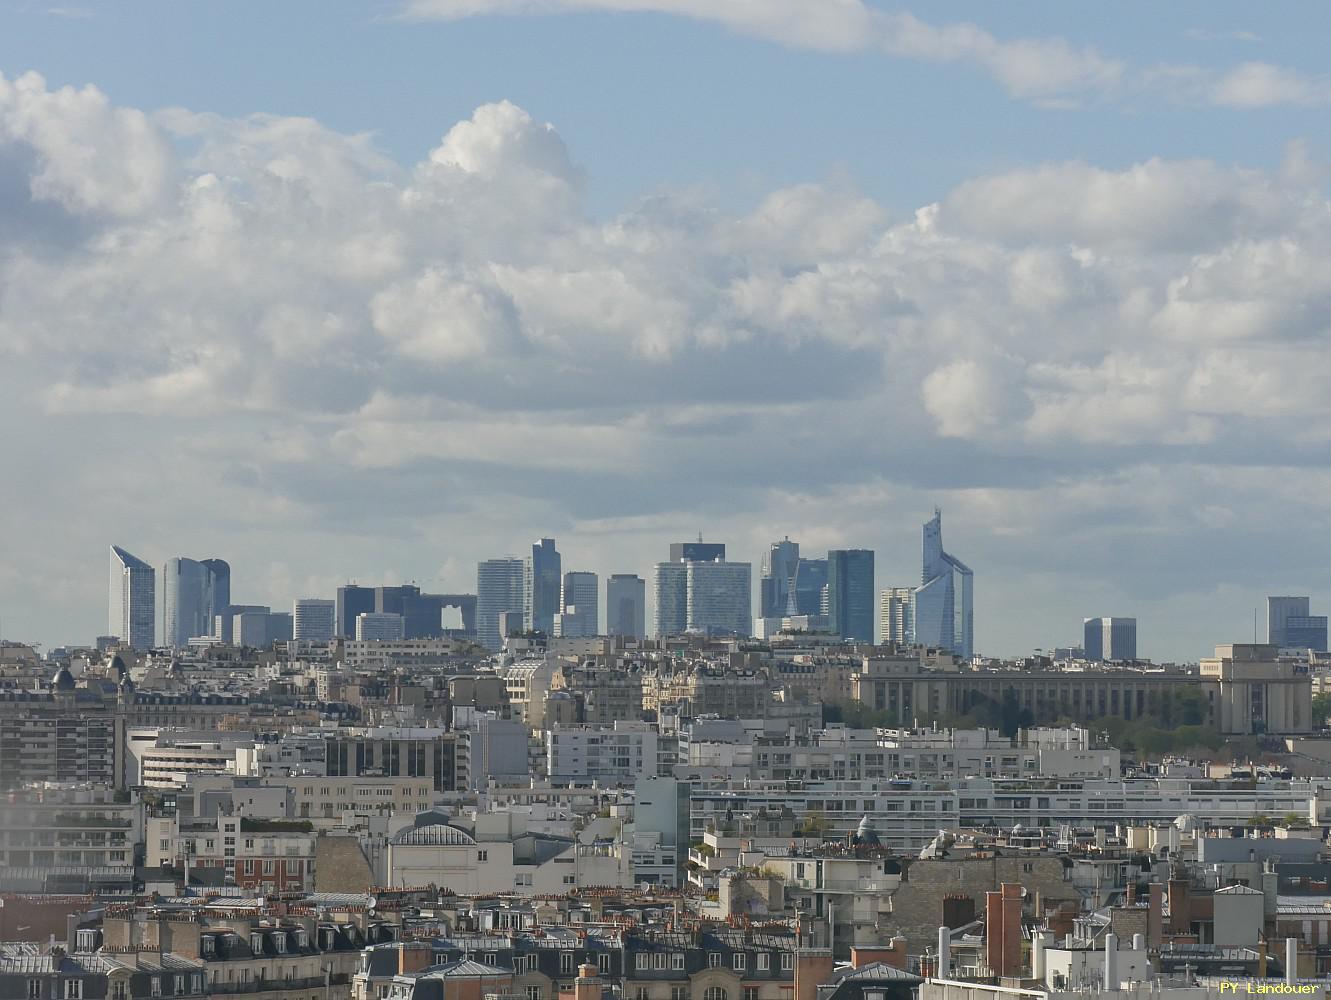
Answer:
367 896 378 910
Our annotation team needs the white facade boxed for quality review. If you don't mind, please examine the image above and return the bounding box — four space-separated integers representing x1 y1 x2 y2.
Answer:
293 599 336 641
547 722 661 783
878 587 916 645
356 612 406 641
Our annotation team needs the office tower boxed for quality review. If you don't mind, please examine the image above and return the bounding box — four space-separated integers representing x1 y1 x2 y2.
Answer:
1285 615 1329 653
336 585 376 638
793 557 829 616
356 612 406 641
557 571 599 638
914 509 974 658
164 558 205 648
233 607 291 647
214 604 268 645
668 539 725 563
1083 617 1137 661
109 545 155 650
879 587 916 645
164 557 230 648
524 538 562 635
293 598 335 641
607 574 646 638
1268 596 1311 648
760 538 801 618
686 560 752 637
478 558 525 650
653 562 689 637
827 549 875 642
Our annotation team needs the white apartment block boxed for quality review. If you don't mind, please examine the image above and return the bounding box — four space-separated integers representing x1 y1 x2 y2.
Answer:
546 722 663 783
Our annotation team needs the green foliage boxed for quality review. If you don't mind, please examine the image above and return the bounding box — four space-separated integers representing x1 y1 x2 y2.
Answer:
1313 693 1331 728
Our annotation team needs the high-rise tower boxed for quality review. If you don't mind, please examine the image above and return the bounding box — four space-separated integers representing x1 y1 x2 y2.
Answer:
914 509 974 658
109 545 155 650
524 538 562 635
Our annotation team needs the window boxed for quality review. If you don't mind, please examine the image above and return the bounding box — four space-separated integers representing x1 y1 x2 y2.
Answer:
151 980 162 999
756 954 769 972
672 954 685 971
275 935 287 955
191 976 202 995
65 983 83 1000
561 953 574 975
733 954 746 972
478 850 489 862
526 989 543 1000
112 984 126 1000
744 990 758 1000
780 954 793 972
636 991 648 1000
175 976 186 996
704 989 727 1000
563 875 576 885
1021 863 1034 874
29 980 43 999
598 954 610 973
708 954 721 969
654 955 667 971
486 954 498 965
671 989 687 1000
264 860 275 875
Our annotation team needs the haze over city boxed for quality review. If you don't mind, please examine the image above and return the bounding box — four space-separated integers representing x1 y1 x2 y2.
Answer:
5 2 1331 660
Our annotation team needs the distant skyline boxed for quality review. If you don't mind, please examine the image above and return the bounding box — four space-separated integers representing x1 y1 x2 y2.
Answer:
4 3 1331 661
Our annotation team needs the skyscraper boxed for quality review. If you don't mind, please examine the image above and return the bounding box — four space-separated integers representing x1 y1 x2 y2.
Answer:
792 557 829 616
165 556 211 649
109 545 155 650
1083 617 1137 661
914 509 974 658
879 587 916 645
668 539 725 562
293 598 336 641
1286 615 1329 653
827 549 875 642
607 574 646 638
524 538 562 635
336 585 376 639
556 571 599 638
478 558 525 650
760 538 801 618
1268 596 1311 648
686 560 752 637
652 562 689 637
355 612 406 641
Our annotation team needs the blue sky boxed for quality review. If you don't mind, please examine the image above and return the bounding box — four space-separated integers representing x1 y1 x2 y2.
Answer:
3 1 1331 660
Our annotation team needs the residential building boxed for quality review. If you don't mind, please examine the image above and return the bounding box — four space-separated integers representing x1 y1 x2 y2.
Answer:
607 574 646 638
356 612 407 641
524 538 562 635
915 509 974 658
547 721 662 783
827 549 875 642
324 727 461 793
0 710 125 789
0 784 139 868
293 599 336 641
1084 617 1138 661
478 558 526 650
879 587 915 645
109 544 156 650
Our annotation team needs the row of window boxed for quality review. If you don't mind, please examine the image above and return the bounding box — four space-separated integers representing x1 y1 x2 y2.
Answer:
634 953 792 973
30 975 204 1000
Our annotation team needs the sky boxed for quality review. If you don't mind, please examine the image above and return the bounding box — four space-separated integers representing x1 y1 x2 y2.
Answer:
3 2 1331 661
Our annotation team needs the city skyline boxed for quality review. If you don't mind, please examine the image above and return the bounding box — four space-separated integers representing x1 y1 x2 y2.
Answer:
5 6 1331 662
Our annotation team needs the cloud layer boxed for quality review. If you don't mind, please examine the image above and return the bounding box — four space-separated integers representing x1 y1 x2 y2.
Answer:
3 71 1331 659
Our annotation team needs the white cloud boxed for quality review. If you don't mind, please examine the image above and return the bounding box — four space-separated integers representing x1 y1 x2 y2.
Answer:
1211 61 1331 107
7 74 1331 658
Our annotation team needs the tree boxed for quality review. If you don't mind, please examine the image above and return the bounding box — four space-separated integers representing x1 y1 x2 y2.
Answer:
1313 693 1331 729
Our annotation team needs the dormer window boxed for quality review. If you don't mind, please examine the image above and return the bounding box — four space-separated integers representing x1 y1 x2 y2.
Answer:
250 933 264 954
274 935 286 955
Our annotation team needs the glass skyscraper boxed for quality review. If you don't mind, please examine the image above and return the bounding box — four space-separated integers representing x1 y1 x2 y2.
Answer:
478 557 526 650
164 556 230 648
607 574 646 638
524 538 562 635
760 538 801 618
915 509 974 658
827 549 875 642
109 545 155 650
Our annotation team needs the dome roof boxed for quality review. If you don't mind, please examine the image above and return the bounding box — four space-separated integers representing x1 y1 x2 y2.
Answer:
51 666 76 691
390 823 477 847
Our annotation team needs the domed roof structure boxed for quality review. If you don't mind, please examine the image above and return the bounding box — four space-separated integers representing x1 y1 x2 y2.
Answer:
851 815 881 847
109 653 129 678
51 666 76 691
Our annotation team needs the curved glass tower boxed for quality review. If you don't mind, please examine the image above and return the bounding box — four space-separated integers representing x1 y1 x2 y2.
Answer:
109 545 156 650
914 509 973 658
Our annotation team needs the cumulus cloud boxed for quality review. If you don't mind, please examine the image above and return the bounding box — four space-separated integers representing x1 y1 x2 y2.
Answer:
6 71 1331 658
1210 61 1331 107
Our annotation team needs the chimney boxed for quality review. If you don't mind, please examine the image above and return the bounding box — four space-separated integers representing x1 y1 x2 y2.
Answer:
985 891 1003 976
937 926 951 979
1167 875 1190 936
1147 883 1164 949
1104 933 1119 990
1286 939 1298 985
850 940 907 972
942 894 976 929
574 965 602 1000
1125 883 1136 906
1132 934 1145 952
1032 931 1048 982
398 942 433 976
794 947 835 1000
1001 883 1022 978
